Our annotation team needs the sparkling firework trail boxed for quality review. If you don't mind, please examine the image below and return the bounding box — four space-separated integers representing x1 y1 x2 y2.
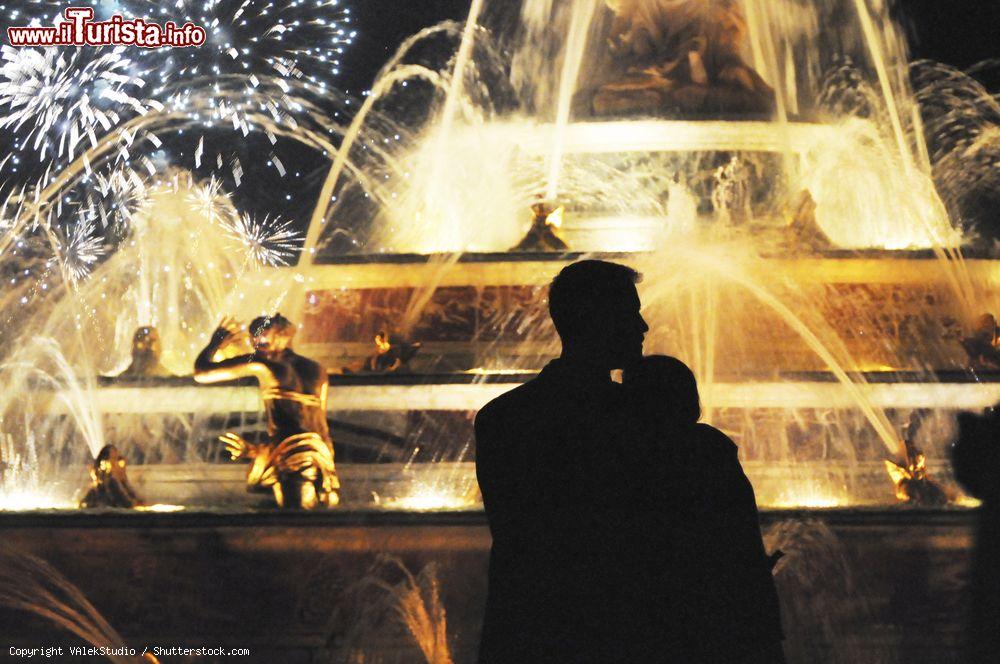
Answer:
126 0 355 92
52 216 107 284
222 211 303 267
7 0 354 89
0 45 146 162
1 0 354 185
0 0 356 284
185 174 230 221
85 166 149 230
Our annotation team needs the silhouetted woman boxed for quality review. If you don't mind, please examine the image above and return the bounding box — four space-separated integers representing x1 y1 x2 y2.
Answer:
624 355 784 663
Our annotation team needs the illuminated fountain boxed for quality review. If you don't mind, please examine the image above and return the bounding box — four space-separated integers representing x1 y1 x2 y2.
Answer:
281 0 997 510
1 0 997 511
0 0 998 659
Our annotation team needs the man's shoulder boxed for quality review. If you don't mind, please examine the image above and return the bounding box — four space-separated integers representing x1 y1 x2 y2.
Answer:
475 375 554 429
478 377 544 415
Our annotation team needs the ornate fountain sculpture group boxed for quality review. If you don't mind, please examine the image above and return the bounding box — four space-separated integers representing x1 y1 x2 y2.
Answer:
73 0 1000 511
82 314 429 510
194 314 340 509
594 0 775 117
81 305 992 510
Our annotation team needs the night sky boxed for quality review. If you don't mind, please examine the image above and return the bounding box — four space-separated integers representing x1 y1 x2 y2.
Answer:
897 0 1000 70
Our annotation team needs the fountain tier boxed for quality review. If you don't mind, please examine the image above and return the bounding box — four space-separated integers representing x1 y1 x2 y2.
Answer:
16 251 991 509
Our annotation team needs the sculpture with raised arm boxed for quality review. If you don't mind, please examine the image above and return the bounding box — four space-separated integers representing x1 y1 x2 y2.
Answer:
194 314 339 509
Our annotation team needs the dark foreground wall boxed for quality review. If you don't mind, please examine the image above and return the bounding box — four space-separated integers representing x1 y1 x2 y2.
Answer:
0 509 976 663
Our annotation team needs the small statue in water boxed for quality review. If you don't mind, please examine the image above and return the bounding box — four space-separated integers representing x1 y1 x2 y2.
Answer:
344 330 422 374
884 411 951 505
711 155 752 224
511 199 569 252
785 189 833 251
118 326 173 378
194 314 339 509
961 313 1000 371
594 0 775 117
79 445 145 508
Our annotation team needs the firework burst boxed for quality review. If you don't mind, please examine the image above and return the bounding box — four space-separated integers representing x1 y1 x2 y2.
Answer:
0 0 354 193
124 0 355 92
222 211 302 267
6 0 354 106
0 0 355 164
0 45 147 162
51 216 107 284
0 0 356 285
83 165 150 231
185 174 231 219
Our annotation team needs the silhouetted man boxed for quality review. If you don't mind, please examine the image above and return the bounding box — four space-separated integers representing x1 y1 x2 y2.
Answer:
474 260 655 663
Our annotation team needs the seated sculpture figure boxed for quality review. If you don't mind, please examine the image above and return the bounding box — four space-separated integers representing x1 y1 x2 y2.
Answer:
343 330 422 374
595 0 775 117
961 313 1000 371
194 314 339 509
884 411 951 505
118 326 173 378
79 445 145 509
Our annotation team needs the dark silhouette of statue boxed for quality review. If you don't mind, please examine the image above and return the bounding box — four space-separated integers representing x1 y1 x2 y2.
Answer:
342 330 422 374
595 0 775 117
624 355 785 663
884 410 951 506
79 445 144 508
194 314 339 509
951 403 1000 664
786 189 833 251
510 200 569 252
475 260 660 662
961 313 1000 371
118 326 173 378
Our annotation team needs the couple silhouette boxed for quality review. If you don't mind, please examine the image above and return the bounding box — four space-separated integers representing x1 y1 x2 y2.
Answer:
475 260 784 663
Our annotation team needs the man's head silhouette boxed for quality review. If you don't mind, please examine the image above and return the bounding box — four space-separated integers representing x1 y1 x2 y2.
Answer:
549 260 648 370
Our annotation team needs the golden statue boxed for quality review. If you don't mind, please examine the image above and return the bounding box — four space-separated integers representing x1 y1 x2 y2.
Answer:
785 189 833 251
594 0 775 116
79 445 145 508
884 411 951 505
194 314 339 509
118 326 173 378
511 199 569 252
343 330 422 374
